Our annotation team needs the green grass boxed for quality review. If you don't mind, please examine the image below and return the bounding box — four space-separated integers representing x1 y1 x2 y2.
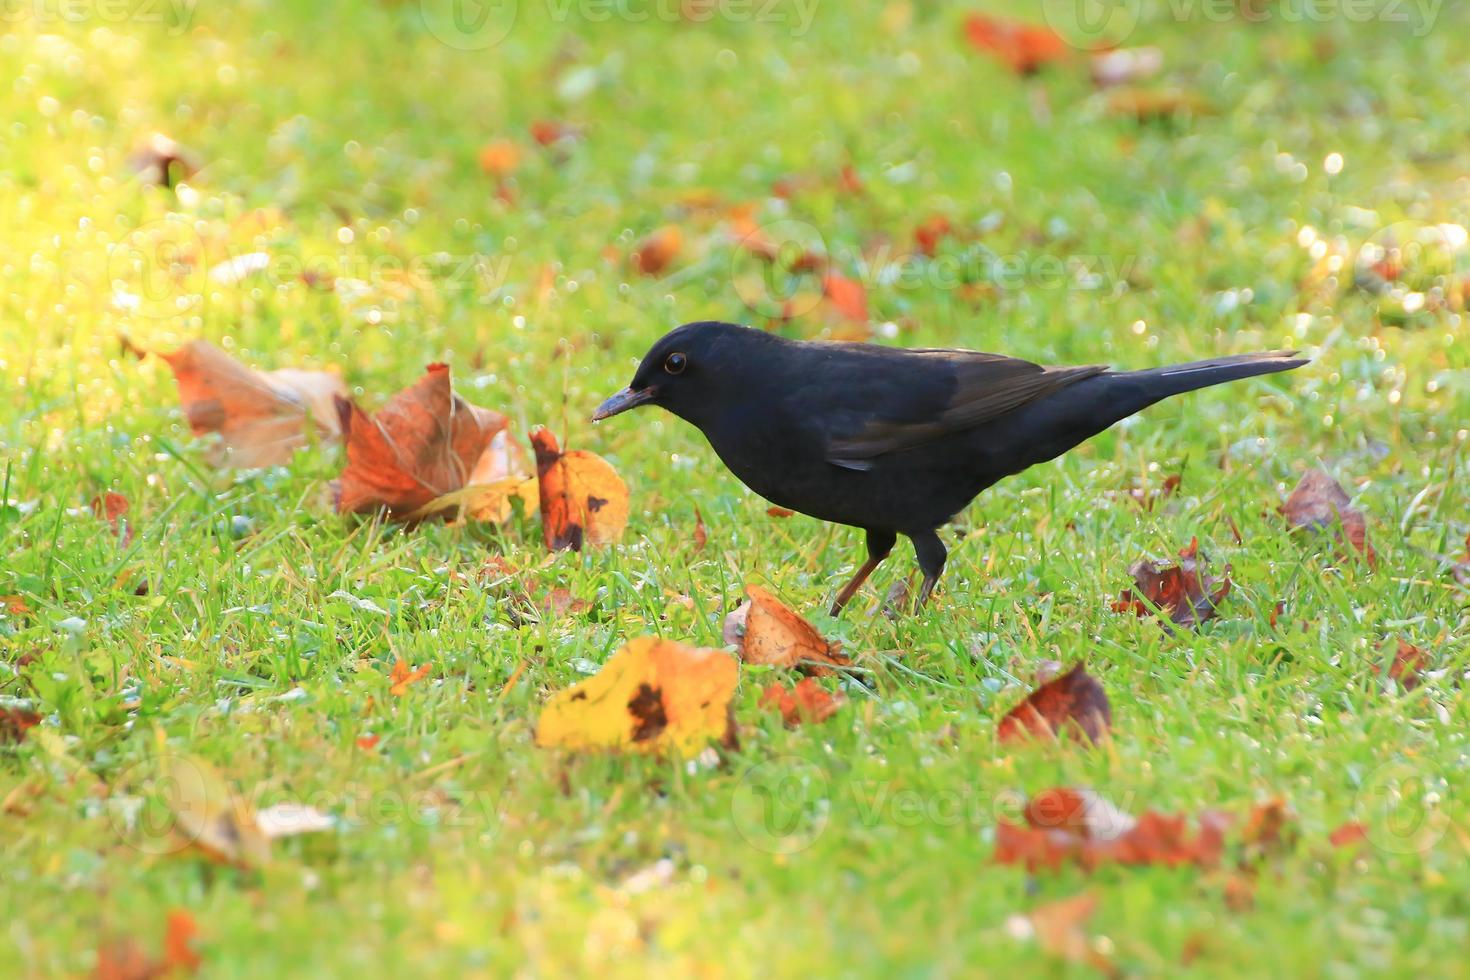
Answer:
2 1 1469 975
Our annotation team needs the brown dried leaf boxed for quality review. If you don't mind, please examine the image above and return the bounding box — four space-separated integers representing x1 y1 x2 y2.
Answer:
724 585 850 675
631 226 683 276
760 677 845 726
531 428 629 551
1111 537 1231 629
160 341 347 469
91 491 134 547
0 707 41 743
1375 639 1427 691
1280 468 1377 565
996 663 1110 746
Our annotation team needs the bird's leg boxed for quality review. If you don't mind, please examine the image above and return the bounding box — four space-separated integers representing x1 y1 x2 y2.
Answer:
829 529 896 616
909 529 948 613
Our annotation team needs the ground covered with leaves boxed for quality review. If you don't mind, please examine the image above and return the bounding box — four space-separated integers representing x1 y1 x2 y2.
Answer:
2 2 1469 975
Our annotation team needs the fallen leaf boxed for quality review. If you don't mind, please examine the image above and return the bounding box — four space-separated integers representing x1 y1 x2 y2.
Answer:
540 588 591 617
913 214 953 257
996 663 1110 746
534 636 738 757
631 226 683 276
336 364 508 518
94 909 202 980
962 13 1069 75
530 119 580 147
692 507 708 552
1329 822 1369 849
161 910 202 974
766 506 795 518
158 754 272 867
1280 468 1377 566
1111 538 1231 629
1 595 31 617
127 132 199 187
159 340 347 468
1375 639 1427 691
356 734 380 751
996 789 1230 871
822 272 869 324
724 585 851 675
407 429 539 524
389 658 431 697
91 491 134 547
1009 892 1116 976
0 707 41 743
760 677 845 726
531 427 629 551
478 139 522 177
1240 798 1297 860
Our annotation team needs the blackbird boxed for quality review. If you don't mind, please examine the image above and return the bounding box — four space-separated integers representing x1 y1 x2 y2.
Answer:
594 322 1306 614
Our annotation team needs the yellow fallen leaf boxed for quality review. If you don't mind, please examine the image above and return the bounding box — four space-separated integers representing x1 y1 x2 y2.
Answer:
406 429 539 524
535 636 738 757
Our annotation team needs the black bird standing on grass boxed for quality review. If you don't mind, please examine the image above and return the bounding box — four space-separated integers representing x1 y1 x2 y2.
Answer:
593 322 1306 614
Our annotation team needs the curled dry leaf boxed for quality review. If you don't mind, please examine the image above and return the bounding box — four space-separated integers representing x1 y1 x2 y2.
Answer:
160 340 347 469
534 636 738 757
631 225 683 276
760 677 845 726
1280 468 1377 566
1111 537 1231 630
336 364 508 518
531 427 629 551
962 14 1069 75
724 585 851 675
407 429 538 524
996 663 1111 746
996 788 1230 872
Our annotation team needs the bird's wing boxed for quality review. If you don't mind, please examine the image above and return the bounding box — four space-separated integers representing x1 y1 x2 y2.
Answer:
822 348 1108 469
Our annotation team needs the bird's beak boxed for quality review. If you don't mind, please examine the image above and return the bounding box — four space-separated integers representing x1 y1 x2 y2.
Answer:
591 385 656 421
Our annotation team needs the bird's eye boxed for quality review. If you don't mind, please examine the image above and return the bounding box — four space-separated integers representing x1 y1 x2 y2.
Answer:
663 352 688 375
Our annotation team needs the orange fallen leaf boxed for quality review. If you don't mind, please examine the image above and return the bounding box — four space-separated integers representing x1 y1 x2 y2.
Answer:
822 272 869 324
962 13 1069 75
914 214 953 257
161 911 202 975
1103 88 1211 121
356 734 380 751
1111 537 1231 630
1010 892 1116 976
535 636 738 757
692 507 708 552
159 340 347 469
1329 822 1369 849
478 140 522 177
724 585 851 675
766 506 795 518
760 677 845 726
996 789 1230 872
631 226 683 276
996 663 1110 746
531 428 629 551
336 364 508 518
0 707 41 743
1 595 30 617
91 491 134 547
1280 468 1377 566
540 588 591 617
390 658 431 697
408 428 539 525
1241 798 1297 859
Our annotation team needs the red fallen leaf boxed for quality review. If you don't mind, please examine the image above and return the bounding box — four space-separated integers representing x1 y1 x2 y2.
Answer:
530 119 578 146
1241 798 1297 858
531 428 630 551
631 226 683 276
766 506 794 518
692 507 708 552
159 340 348 469
1329 822 1369 849
760 677 845 726
161 910 202 974
91 492 134 547
1111 537 1231 629
389 659 431 697
914 214 953 257
837 163 864 195
95 908 201 980
477 140 522 178
1 595 31 617
335 364 509 518
1280 468 1377 566
822 272 868 324
1374 639 1427 691
962 13 1069 75
997 791 1230 872
540 587 591 617
0 707 41 743
355 734 380 751
996 663 1110 746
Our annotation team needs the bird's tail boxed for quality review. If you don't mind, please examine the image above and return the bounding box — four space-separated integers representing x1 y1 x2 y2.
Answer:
1120 350 1309 404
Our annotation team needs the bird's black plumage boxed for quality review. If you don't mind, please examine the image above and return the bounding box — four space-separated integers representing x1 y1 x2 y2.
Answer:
594 321 1307 613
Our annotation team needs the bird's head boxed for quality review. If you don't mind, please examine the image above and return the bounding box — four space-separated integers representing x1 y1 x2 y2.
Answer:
592 321 772 426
